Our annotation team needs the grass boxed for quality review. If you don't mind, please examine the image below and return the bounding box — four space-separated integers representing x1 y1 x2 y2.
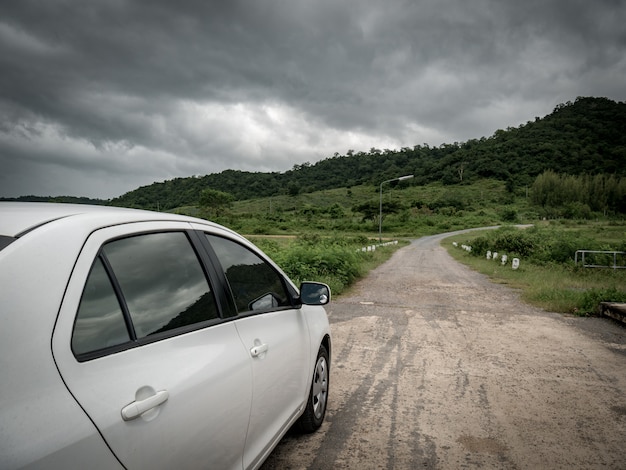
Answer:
175 179 534 238
445 226 626 315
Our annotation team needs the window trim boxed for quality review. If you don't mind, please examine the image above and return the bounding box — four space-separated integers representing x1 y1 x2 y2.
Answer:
188 230 238 318
99 250 137 341
74 316 227 362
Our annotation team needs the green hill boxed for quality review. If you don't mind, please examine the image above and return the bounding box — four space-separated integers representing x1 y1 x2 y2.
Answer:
109 97 625 211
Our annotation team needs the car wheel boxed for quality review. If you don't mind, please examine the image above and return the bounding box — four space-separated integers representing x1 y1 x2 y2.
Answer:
297 344 329 433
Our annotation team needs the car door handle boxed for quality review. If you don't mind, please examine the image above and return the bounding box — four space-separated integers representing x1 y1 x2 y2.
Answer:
121 390 169 421
250 343 268 357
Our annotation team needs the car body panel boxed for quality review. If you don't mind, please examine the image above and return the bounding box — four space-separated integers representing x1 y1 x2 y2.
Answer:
0 207 125 468
234 309 310 470
0 203 331 469
52 221 253 469
54 322 252 469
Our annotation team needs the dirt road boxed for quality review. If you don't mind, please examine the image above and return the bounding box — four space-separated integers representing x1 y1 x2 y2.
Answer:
262 231 626 469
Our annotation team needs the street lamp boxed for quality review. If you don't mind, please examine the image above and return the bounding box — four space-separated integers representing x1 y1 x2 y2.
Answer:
379 174 414 242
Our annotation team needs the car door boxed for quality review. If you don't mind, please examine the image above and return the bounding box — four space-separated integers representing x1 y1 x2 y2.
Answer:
203 234 311 470
52 223 253 470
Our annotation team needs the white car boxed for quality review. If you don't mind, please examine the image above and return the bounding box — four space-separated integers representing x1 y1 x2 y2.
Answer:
0 202 331 470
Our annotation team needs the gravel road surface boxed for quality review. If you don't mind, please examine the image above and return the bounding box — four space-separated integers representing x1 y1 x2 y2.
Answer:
262 231 626 469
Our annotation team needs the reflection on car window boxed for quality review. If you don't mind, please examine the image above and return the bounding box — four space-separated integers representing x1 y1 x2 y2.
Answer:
72 258 130 355
103 232 218 338
206 235 290 314
72 232 220 357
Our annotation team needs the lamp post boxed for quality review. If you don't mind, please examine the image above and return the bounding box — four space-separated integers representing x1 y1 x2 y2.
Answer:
379 174 414 242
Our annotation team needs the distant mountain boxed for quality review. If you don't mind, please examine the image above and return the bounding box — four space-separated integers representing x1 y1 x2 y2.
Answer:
103 97 626 210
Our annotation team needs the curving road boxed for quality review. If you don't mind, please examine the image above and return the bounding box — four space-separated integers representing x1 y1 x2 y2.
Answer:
262 232 626 469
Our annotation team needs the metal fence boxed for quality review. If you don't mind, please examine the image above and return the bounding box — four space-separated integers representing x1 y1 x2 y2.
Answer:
575 250 626 269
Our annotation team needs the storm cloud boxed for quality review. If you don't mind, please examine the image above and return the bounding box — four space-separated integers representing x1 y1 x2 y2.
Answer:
1 0 625 198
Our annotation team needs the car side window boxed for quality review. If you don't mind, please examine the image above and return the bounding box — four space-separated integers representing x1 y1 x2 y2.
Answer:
72 257 130 355
103 232 218 337
205 234 291 314
72 231 219 357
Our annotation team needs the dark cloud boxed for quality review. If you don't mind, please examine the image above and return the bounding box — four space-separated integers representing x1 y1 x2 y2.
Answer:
1 0 625 198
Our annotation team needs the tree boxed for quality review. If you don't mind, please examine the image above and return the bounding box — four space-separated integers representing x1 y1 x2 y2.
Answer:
531 170 561 208
328 203 345 219
287 182 300 197
199 189 234 216
353 200 403 223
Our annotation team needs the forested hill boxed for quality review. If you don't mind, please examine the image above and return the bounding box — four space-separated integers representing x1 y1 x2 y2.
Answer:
109 96 625 210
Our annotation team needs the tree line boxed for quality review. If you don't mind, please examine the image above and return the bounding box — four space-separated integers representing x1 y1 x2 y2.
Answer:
531 170 626 218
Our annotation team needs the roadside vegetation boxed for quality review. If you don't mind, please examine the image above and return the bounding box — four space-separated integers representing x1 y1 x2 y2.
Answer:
188 175 625 316
446 223 626 315
249 234 409 296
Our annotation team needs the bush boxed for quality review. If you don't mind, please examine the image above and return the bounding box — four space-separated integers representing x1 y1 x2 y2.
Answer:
534 237 580 264
468 226 611 265
469 236 490 257
495 230 536 257
579 288 626 314
534 231 600 265
500 209 518 222
469 227 536 258
563 202 593 219
267 237 367 294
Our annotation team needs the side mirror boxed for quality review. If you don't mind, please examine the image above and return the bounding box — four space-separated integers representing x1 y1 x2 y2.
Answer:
299 282 331 306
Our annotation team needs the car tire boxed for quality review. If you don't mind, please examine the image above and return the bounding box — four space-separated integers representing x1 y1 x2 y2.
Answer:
297 344 329 433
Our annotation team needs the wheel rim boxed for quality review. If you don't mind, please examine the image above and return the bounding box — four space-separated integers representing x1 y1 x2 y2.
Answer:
311 355 328 420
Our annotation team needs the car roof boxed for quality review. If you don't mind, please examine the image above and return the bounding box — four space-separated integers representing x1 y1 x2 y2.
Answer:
0 202 214 238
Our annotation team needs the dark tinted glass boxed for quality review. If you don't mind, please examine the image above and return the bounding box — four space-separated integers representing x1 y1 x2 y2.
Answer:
73 258 130 355
0 235 16 251
103 232 218 337
206 234 290 313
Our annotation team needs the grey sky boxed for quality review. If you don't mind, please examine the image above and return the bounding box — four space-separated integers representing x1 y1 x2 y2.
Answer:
1 0 625 198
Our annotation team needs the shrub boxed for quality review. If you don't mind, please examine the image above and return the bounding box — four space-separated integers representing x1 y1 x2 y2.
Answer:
494 230 536 257
276 244 363 292
469 236 490 256
298 232 322 245
579 288 626 314
469 227 536 258
500 209 518 222
563 202 593 219
468 226 613 265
